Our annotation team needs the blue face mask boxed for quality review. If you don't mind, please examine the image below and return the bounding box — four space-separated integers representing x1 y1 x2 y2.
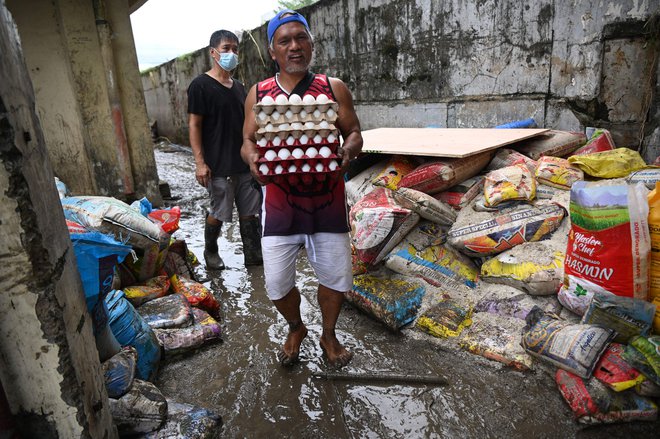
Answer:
216 51 238 71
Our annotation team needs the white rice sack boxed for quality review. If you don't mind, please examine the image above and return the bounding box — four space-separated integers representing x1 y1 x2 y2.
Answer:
345 160 387 207
392 187 457 225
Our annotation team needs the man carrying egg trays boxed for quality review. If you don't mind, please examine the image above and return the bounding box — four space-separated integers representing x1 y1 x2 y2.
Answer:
254 93 342 187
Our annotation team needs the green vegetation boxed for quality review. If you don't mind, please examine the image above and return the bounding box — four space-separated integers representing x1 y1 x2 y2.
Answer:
275 0 317 12
570 203 630 231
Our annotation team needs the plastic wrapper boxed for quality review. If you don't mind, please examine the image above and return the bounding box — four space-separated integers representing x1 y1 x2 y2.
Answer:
148 206 181 234
448 202 566 257
568 148 647 178
521 307 615 378
534 156 583 190
109 379 167 435
102 347 137 398
435 175 484 210
622 336 660 386
593 343 645 392
580 292 655 343
371 155 419 190
142 399 222 439
626 167 660 189
123 275 171 307
392 187 456 225
513 130 586 160
555 369 657 424
350 188 420 266
154 308 222 356
170 275 221 318
346 274 425 331
416 299 473 338
572 128 615 156
398 151 492 195
483 163 536 207
480 242 563 295
558 181 650 316
121 242 169 283
137 293 193 329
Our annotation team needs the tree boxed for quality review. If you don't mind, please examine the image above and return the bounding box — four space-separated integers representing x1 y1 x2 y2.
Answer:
275 0 317 12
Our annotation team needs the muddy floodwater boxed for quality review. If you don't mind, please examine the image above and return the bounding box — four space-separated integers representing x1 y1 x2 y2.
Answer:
153 143 658 438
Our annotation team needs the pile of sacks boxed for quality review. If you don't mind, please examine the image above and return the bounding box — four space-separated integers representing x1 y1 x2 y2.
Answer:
56 185 223 437
345 128 660 425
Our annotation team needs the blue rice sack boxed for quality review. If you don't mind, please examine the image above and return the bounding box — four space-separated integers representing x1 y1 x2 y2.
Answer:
581 291 656 344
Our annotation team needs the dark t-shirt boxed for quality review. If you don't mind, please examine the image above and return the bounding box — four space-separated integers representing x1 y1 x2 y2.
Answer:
187 74 248 176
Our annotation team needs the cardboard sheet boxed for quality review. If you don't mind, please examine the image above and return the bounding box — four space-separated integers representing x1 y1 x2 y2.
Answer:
361 128 549 158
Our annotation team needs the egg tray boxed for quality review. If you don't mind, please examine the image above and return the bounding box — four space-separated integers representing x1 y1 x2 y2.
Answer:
257 141 339 162
255 126 339 144
258 156 340 173
261 171 342 188
254 105 338 128
253 101 338 116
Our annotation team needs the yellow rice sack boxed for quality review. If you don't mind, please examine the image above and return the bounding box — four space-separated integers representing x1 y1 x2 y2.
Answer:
535 156 584 190
483 163 536 207
568 148 647 178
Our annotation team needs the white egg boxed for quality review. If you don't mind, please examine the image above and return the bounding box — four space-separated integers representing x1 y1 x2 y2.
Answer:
261 96 275 105
275 94 288 106
302 94 315 105
279 123 291 131
299 109 308 118
304 121 315 130
327 133 337 143
292 148 304 159
289 94 302 105
328 160 339 171
315 162 325 172
319 146 332 158
299 134 309 144
257 138 268 147
305 147 318 158
327 108 336 118
274 164 284 174
288 164 297 173
319 121 329 129
265 123 275 132
285 109 294 119
316 94 329 104
264 150 277 161
271 110 281 120
272 136 282 146
301 163 311 172
286 136 295 146
278 148 291 160
313 109 322 119
291 122 303 130
259 164 269 174
313 134 323 144
258 111 268 121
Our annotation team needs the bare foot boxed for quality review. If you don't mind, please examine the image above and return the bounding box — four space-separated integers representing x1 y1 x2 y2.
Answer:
277 321 308 367
319 329 353 369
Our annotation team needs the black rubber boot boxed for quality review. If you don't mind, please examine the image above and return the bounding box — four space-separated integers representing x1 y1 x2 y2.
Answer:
204 217 225 270
239 216 263 266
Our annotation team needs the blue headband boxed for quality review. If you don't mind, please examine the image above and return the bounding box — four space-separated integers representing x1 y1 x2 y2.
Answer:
267 9 310 44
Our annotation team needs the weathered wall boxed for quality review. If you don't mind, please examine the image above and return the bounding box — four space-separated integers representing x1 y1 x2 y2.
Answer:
0 2 116 437
140 0 660 161
6 0 162 204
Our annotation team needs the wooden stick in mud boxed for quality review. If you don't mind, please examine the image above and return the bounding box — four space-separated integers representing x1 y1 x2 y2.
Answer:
311 371 448 386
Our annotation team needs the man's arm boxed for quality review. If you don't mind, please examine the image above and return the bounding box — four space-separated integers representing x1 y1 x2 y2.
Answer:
189 113 211 187
329 77 363 170
241 85 266 184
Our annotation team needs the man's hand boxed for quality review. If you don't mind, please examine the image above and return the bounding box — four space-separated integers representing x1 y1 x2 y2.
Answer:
196 162 211 188
329 78 363 173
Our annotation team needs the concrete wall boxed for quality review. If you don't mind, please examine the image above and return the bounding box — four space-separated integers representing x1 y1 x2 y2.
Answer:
6 0 162 204
0 2 116 436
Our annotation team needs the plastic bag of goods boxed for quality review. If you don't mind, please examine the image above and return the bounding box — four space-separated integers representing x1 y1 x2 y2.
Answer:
485 148 537 173
568 148 647 179
580 292 655 343
54 176 69 199
480 242 563 295
61 196 164 250
392 187 456 225
136 293 193 329
154 308 222 355
102 347 137 399
170 275 221 318
109 379 167 435
142 399 222 439
371 155 419 190
121 241 170 283
513 130 586 160
448 201 566 257
346 274 425 331
460 312 533 370
350 188 420 266
105 290 161 381
435 175 484 210
648 181 660 303
572 128 615 156
162 239 198 280
148 206 181 235
69 230 132 335
555 369 657 425
622 336 660 386
592 343 645 392
483 163 536 207
123 275 171 307
627 167 660 189
345 160 387 206
417 298 473 338
534 156 583 190
521 307 615 378
557 181 650 316
474 286 562 320
381 220 446 267
398 151 492 195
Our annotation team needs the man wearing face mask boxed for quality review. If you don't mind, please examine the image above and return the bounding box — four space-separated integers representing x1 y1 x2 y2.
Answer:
188 30 263 270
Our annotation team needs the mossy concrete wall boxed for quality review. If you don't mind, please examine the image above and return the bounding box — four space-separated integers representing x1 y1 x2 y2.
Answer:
142 0 660 161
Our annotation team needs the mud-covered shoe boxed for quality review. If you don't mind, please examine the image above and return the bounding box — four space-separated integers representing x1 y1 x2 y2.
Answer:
204 216 224 270
239 216 263 266
204 250 225 270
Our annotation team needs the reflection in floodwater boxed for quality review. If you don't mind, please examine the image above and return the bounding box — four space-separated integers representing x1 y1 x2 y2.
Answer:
153 144 658 438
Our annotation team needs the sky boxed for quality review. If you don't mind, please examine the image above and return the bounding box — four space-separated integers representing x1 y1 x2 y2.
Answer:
130 0 281 70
